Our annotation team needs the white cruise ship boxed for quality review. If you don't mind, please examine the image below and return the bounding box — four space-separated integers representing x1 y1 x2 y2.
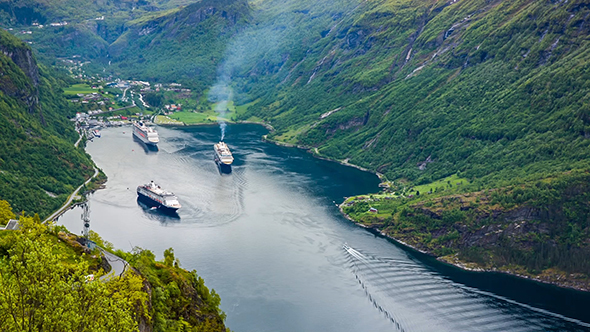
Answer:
133 121 159 146
214 142 234 166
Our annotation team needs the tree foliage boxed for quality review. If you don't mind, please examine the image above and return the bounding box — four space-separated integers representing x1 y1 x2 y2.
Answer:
116 247 229 332
0 216 147 332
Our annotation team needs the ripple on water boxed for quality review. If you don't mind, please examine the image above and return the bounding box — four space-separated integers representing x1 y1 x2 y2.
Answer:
59 125 590 332
343 245 590 332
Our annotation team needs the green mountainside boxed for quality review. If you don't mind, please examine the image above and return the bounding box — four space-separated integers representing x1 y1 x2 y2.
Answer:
3 0 590 289
108 0 250 90
226 0 590 287
0 29 94 218
0 0 203 61
239 0 590 186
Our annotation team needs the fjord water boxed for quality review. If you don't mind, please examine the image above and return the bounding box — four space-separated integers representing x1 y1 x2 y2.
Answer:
59 124 590 332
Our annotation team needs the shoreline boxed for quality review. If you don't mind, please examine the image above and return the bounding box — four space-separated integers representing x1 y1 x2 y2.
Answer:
261 135 384 180
338 203 590 293
153 121 589 293
44 167 100 223
157 120 382 180
155 119 275 132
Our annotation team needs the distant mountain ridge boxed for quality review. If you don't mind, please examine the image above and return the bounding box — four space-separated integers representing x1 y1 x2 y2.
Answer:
108 0 250 90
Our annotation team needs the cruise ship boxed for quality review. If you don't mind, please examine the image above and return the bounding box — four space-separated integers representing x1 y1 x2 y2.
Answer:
214 142 234 171
133 121 159 146
137 181 181 211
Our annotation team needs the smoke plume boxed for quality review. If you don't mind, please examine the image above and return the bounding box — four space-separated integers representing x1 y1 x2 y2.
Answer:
209 79 232 141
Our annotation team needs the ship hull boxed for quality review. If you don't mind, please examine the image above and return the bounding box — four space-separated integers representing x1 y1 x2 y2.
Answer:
214 155 232 173
137 188 179 212
136 197 180 219
133 135 159 152
132 129 158 146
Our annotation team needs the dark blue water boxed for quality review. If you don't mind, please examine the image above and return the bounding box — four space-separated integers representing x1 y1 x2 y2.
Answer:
59 124 590 332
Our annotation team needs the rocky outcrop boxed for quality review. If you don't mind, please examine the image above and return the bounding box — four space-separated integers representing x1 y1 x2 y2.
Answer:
325 110 370 135
0 33 39 113
0 45 39 87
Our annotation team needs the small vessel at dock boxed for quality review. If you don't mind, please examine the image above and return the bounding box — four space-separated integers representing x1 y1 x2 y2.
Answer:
136 181 181 211
93 129 101 138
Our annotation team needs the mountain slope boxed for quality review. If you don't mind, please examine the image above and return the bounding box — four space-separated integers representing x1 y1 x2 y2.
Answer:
236 0 590 187
0 0 205 62
0 29 94 217
108 0 250 91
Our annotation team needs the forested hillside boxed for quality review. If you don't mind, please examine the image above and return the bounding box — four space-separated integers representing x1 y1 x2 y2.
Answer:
235 0 590 188
3 0 590 288
0 29 94 218
0 0 203 61
223 0 590 286
343 170 590 290
47 0 590 190
0 202 228 331
108 0 250 90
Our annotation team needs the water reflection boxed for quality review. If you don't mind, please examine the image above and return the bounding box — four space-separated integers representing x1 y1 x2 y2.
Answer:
136 197 180 222
217 162 232 174
133 135 159 153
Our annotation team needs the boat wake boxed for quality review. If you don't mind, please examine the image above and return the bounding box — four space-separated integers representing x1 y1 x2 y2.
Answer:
342 244 590 332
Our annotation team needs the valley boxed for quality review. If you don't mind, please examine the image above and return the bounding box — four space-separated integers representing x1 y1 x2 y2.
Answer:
1 0 590 330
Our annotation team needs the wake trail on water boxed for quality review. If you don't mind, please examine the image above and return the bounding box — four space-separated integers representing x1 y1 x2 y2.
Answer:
342 244 590 332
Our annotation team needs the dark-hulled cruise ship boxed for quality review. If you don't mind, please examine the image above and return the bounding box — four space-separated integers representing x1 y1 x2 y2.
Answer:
137 181 181 211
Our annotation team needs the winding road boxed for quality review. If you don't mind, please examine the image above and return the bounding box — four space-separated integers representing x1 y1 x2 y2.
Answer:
52 134 130 281
100 249 129 281
45 133 99 223
44 167 99 223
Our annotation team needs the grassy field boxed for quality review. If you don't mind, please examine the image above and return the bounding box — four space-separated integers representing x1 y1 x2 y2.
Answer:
63 84 96 95
160 99 267 125
274 125 310 144
154 115 183 125
168 100 238 124
343 173 469 204
408 174 469 195
63 83 134 110
169 111 218 123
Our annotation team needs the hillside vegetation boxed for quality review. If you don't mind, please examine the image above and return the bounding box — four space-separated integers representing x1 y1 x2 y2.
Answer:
226 0 590 288
236 0 590 187
230 0 590 288
108 0 250 91
0 0 204 61
0 201 229 332
343 170 590 290
0 29 94 218
4 0 590 289
78 0 590 188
